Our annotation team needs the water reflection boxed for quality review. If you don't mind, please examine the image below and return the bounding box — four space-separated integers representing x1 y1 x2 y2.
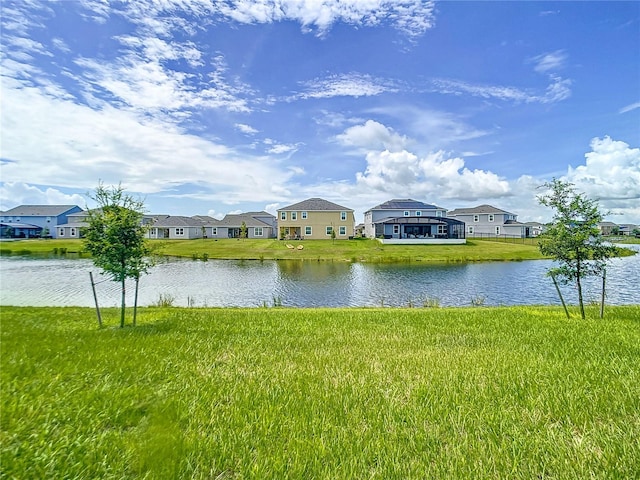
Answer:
1 246 638 307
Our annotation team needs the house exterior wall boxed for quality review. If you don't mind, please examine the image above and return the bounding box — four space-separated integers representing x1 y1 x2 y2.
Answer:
147 226 203 239
278 210 355 240
449 211 524 237
363 205 446 238
1 206 83 238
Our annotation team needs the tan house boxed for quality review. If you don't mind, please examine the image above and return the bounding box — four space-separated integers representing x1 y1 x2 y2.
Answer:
277 198 355 240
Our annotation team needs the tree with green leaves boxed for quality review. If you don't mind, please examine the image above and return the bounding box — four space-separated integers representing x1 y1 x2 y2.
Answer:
83 183 152 327
537 179 617 319
240 221 247 241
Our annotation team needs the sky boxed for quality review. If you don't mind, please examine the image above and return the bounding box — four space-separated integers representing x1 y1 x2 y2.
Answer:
1 0 639 224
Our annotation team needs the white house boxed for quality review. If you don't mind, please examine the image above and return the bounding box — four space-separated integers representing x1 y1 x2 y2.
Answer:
447 205 531 238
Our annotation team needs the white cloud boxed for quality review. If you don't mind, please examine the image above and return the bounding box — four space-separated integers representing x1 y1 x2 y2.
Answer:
336 120 409 152
531 50 567 73
235 123 259 134
298 73 396 99
0 183 86 211
620 102 640 114
355 149 511 201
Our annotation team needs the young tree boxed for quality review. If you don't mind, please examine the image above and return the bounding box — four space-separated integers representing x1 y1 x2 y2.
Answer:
240 221 247 241
83 183 152 327
537 179 617 319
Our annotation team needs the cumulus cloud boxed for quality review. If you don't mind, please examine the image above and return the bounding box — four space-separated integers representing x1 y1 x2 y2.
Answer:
0 183 86 210
356 149 511 201
336 120 409 152
236 123 259 134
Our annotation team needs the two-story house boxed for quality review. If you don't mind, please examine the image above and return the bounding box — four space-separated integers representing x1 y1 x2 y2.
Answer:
0 205 83 238
363 199 465 243
277 198 355 240
447 205 528 238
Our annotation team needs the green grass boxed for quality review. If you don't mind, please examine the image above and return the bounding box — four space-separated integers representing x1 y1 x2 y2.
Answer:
2 306 639 479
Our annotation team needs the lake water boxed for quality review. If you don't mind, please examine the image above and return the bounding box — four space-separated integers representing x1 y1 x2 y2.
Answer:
1 245 638 308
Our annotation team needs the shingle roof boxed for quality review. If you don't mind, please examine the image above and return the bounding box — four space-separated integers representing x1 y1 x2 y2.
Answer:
216 212 275 228
1 205 82 216
149 215 204 227
279 198 353 212
447 204 513 216
367 199 443 211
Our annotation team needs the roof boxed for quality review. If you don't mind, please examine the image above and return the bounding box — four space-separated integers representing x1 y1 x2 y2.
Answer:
366 199 444 212
373 216 465 226
1 205 82 217
149 215 205 227
216 212 275 228
0 222 42 229
279 198 353 212
447 204 514 216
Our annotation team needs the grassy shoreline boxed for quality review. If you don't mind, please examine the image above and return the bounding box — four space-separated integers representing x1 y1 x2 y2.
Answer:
2 305 639 479
3 237 637 263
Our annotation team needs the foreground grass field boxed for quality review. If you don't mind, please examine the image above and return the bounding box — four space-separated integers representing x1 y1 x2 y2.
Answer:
2 306 639 479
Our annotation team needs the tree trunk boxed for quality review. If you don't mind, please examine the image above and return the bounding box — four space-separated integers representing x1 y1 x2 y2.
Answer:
551 273 570 319
120 278 126 328
133 277 139 327
600 269 606 319
89 271 103 328
576 260 585 320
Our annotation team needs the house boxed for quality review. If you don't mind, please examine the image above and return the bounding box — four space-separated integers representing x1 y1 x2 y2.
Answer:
208 211 277 239
522 222 545 237
619 224 639 236
146 215 206 239
277 198 355 240
447 205 529 238
597 221 619 236
57 210 90 238
363 199 464 244
0 205 83 238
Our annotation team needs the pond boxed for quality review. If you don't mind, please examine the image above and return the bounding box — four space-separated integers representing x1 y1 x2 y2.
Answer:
1 246 638 307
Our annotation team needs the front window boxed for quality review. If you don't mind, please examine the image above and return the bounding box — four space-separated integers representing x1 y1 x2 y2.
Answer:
404 211 410 217
436 211 443 217
305 226 312 236
339 226 346 236
473 215 479 222
488 214 494 222
70 228 76 236
280 212 286 220
254 227 263 237
211 228 217 235
341 211 347 221
438 225 447 235
150 228 157 235
326 226 333 236
495 226 501 235
468 226 474 234
291 212 297 221
301 211 307 219
59 228 64 236
393 225 400 235
175 228 184 236
416 211 422 216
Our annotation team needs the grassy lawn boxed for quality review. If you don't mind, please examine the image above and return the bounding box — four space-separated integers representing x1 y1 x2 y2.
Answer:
2 306 639 479
0 238 551 262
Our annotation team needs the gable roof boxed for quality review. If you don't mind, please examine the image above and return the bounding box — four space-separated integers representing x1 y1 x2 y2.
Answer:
366 199 444 212
1 205 82 216
279 198 353 212
217 212 275 228
447 204 514 216
149 215 205 227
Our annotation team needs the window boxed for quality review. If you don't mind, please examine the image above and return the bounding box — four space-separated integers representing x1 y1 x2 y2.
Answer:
59 228 64 236
291 212 297 221
175 228 184 236
280 212 286 220
468 226 474 234
341 211 347 221
495 226 501 235
254 227 263 237
404 211 410 217
393 225 400 235
339 226 346 235
436 211 443 217
150 228 156 235
438 225 447 235
326 226 333 236
473 215 479 222
211 228 217 235
301 211 307 219
305 226 312 236
416 211 422 216
488 214 494 222
70 228 76 236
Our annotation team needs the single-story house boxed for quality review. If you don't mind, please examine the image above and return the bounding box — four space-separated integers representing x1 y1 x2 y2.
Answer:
146 215 207 239
208 212 277 239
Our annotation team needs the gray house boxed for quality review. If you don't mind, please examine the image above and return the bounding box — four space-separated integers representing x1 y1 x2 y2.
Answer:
447 205 531 238
0 205 83 238
209 211 277 239
146 215 207 239
362 199 464 243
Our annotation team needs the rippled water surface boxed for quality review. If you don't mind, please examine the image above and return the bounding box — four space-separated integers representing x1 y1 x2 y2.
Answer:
1 246 638 307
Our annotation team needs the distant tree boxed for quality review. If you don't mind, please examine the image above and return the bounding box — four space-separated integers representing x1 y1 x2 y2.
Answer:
537 179 617 319
633 227 640 237
83 183 152 327
330 226 336 244
240 221 248 241
611 226 620 236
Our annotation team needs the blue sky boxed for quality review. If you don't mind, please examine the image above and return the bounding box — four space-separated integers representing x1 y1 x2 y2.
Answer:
1 0 639 223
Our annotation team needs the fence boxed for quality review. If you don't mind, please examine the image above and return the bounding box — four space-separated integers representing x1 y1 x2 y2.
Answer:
466 233 539 245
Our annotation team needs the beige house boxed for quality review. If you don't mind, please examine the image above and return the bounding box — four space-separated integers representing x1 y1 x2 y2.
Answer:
277 198 355 240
